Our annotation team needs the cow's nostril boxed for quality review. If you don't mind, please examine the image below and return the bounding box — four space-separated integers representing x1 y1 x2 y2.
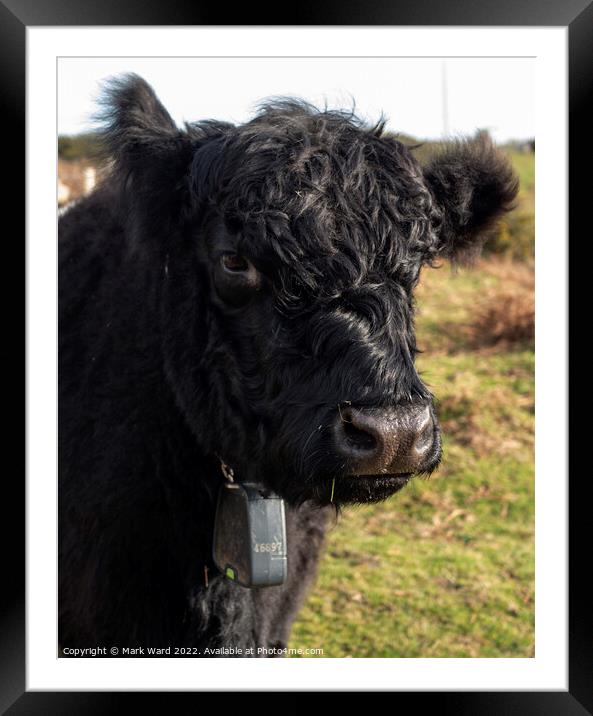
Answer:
342 419 377 453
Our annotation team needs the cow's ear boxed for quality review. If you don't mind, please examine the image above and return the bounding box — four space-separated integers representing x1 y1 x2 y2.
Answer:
423 134 519 260
98 73 194 197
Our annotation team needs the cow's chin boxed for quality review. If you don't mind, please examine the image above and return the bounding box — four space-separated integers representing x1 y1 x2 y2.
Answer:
316 473 413 506
263 471 415 508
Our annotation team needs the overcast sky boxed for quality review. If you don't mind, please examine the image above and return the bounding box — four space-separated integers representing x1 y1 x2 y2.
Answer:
58 57 534 143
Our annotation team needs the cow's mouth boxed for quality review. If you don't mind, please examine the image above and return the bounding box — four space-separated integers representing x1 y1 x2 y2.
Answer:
319 471 414 505
350 472 413 480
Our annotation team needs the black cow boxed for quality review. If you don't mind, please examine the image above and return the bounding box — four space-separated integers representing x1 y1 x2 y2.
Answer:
58 74 518 655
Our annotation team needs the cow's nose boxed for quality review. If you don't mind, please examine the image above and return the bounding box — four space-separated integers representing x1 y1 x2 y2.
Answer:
333 404 435 475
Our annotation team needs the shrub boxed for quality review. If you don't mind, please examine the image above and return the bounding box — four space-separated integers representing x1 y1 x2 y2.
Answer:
470 260 534 348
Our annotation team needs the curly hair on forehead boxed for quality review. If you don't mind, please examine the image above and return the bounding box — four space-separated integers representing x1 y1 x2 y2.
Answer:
186 99 442 300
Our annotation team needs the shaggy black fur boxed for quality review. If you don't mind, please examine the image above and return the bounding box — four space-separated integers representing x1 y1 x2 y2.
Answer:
59 74 518 655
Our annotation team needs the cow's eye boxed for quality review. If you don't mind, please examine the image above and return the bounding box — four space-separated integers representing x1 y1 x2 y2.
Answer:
221 253 251 274
214 253 261 307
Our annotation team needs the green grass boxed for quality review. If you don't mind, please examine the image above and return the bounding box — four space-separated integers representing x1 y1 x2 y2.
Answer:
509 149 535 195
289 260 535 658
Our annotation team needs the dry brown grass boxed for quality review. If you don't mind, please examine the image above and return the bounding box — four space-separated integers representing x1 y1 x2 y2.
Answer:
58 159 90 199
58 159 102 206
416 258 534 355
469 259 534 349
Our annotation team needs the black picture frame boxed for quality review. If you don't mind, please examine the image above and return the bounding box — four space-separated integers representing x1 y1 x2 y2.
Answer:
11 0 587 710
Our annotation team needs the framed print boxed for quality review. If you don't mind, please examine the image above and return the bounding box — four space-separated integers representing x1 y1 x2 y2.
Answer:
10 0 588 710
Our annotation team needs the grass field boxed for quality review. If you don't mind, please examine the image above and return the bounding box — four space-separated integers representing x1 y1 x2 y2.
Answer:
289 255 535 658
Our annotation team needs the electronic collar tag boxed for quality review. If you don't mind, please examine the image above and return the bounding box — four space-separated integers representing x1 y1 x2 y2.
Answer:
213 482 287 588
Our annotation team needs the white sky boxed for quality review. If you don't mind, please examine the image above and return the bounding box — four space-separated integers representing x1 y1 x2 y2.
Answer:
58 57 534 142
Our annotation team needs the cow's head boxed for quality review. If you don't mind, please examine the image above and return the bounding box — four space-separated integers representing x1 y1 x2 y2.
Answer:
101 74 518 506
